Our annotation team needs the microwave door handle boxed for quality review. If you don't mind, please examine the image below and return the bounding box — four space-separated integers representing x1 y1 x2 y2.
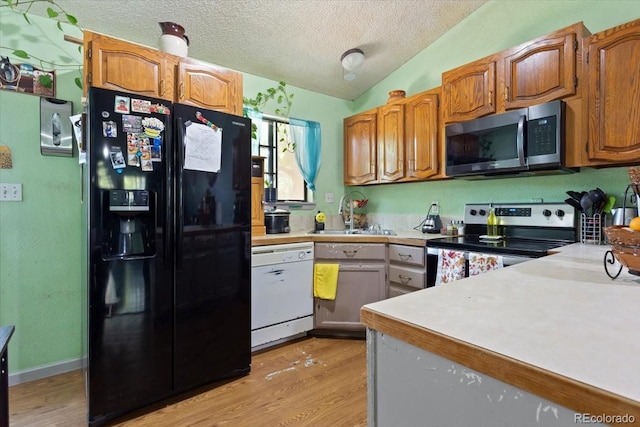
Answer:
517 115 526 166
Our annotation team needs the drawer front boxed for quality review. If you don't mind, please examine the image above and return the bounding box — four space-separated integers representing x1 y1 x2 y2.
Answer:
389 244 425 267
389 265 425 290
389 283 420 298
315 243 386 260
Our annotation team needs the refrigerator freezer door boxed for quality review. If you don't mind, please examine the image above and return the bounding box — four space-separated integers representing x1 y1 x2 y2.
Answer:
86 87 173 422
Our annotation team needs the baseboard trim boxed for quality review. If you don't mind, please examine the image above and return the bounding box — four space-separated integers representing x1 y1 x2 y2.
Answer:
9 358 82 386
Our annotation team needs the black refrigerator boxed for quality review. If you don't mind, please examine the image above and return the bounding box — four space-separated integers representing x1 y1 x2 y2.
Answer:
83 87 251 425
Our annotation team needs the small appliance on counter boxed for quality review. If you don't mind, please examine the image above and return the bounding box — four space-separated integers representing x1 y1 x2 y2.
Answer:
421 202 442 234
265 208 291 234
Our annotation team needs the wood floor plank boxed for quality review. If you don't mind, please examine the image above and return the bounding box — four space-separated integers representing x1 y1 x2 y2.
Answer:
9 337 367 426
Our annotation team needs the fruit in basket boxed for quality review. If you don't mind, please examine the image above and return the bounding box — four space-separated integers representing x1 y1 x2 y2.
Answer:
630 217 640 231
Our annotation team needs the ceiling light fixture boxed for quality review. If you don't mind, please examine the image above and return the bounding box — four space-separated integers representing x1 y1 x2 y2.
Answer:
341 48 365 81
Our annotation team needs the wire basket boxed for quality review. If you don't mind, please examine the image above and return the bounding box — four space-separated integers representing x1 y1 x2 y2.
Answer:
581 213 603 244
603 226 640 276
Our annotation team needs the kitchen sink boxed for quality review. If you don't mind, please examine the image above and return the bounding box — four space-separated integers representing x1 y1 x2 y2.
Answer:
307 229 396 236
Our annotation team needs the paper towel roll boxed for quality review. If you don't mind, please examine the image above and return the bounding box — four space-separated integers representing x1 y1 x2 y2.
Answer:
215 201 222 225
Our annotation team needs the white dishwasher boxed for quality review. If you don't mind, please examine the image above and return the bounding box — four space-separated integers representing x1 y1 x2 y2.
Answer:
251 242 314 350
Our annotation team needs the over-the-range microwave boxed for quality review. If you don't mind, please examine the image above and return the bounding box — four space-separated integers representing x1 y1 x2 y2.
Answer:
445 100 575 179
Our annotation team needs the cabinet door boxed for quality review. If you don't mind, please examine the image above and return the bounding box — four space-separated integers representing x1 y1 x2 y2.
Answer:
84 31 175 101
404 92 439 180
177 60 243 115
378 103 405 182
251 177 265 236
314 262 386 331
344 111 378 185
587 18 640 163
504 33 577 110
442 60 496 123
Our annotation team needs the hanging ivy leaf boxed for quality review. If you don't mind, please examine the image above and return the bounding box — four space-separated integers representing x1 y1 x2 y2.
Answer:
56 21 62 31
46 7 59 18
12 49 30 59
65 13 78 25
38 73 53 89
74 76 82 89
22 12 31 24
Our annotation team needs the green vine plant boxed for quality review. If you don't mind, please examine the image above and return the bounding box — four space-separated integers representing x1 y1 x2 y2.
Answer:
0 0 83 89
243 81 296 152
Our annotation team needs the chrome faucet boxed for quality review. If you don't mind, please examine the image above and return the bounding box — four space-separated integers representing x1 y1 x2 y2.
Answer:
338 193 355 232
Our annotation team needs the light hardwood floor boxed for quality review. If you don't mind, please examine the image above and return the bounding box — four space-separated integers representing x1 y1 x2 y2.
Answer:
9 337 367 426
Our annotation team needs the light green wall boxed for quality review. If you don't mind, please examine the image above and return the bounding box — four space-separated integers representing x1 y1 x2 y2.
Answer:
349 0 640 217
1 1 640 374
0 8 84 372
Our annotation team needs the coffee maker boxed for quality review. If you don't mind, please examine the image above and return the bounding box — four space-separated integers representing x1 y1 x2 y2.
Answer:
101 190 156 259
421 203 442 234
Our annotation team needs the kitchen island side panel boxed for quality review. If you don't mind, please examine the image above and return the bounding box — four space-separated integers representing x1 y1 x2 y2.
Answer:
367 331 606 427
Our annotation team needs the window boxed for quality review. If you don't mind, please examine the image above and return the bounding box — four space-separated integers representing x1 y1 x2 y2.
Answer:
255 118 308 202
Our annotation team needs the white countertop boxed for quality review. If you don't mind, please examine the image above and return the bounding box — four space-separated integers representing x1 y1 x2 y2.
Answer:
363 243 640 403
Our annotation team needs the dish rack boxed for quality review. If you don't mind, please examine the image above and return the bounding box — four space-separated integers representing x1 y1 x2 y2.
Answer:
580 213 603 244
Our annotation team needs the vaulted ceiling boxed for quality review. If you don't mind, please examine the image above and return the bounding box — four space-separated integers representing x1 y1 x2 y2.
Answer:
30 0 488 100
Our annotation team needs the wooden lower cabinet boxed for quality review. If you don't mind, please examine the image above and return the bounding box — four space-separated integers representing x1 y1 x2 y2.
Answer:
388 244 426 297
313 243 387 331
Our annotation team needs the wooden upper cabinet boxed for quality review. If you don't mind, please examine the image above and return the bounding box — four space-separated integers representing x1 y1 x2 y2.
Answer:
344 110 377 185
84 31 243 115
586 18 640 163
84 31 176 101
377 103 405 182
504 33 577 110
404 91 440 180
177 59 243 116
498 22 589 111
442 60 496 123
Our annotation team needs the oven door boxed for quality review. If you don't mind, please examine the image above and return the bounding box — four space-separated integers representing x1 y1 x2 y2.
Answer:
425 247 533 287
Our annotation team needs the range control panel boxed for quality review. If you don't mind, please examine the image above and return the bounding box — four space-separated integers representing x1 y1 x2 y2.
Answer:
464 203 575 228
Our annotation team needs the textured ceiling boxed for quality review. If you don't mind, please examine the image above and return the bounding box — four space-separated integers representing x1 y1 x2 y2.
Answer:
31 0 488 100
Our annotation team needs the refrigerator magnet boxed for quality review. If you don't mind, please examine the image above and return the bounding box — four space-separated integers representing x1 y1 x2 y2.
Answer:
103 121 117 138
122 115 142 133
131 98 151 114
115 96 130 113
110 146 126 169
150 103 171 115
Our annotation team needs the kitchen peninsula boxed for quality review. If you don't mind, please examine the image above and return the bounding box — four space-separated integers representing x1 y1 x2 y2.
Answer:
361 244 640 427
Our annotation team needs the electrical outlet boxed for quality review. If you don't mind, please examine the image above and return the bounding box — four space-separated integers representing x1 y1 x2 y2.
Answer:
0 183 22 201
325 192 334 203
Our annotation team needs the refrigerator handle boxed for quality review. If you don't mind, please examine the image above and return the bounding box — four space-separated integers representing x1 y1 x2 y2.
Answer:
165 119 174 272
176 117 184 270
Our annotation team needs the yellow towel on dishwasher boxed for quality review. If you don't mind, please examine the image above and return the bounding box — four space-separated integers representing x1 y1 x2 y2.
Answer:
313 263 340 300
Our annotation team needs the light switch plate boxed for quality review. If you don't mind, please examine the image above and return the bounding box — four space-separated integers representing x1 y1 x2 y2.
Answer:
0 183 23 201
325 192 334 203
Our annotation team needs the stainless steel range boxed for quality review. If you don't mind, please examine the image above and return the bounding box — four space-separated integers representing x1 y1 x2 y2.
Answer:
426 202 578 286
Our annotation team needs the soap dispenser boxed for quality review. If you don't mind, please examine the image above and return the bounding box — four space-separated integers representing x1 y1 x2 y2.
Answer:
314 211 326 231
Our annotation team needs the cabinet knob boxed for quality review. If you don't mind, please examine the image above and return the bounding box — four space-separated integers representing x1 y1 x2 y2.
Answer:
343 250 358 257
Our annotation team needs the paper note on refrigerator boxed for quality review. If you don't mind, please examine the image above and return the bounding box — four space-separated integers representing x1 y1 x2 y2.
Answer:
183 122 222 173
